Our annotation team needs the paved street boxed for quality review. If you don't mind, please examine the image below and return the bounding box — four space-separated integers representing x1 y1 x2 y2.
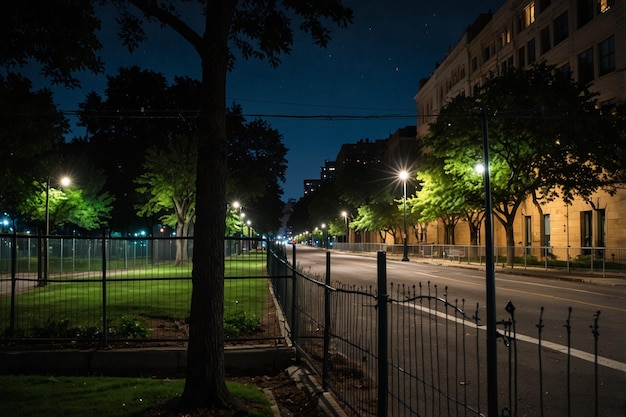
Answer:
289 244 626 416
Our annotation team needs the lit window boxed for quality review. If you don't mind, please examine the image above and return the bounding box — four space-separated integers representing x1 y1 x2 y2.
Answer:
523 1 536 28
598 0 615 13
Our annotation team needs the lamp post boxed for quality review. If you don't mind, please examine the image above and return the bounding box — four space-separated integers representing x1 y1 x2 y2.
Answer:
341 211 349 245
246 219 252 251
480 109 498 416
321 223 327 249
399 171 409 261
42 176 71 286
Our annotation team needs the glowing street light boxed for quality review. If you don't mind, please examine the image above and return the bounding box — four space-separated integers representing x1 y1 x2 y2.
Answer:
341 211 349 244
399 170 409 261
42 175 71 286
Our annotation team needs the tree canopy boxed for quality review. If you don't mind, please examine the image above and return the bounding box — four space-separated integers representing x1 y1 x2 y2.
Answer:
3 1 353 411
0 73 68 225
423 63 623 263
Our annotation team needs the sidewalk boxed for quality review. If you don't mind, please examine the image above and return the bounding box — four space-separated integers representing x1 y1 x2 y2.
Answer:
378 251 626 286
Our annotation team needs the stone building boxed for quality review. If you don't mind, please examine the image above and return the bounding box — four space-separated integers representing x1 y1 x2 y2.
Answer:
413 0 625 258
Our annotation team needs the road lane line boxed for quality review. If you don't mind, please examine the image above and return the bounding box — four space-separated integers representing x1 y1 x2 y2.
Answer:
496 286 626 313
399 269 626 313
403 302 626 373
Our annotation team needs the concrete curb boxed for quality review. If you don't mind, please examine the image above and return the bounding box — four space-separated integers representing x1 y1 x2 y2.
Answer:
286 365 348 417
0 345 295 376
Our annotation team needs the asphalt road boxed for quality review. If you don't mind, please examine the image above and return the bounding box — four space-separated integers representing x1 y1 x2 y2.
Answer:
289 244 626 416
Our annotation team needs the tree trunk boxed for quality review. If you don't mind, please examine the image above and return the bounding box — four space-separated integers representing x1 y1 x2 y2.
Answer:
180 1 234 411
175 222 185 266
505 219 516 267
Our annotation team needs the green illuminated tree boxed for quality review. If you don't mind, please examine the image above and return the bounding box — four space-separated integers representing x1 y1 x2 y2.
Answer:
351 202 403 243
135 134 197 265
4 1 353 410
20 179 113 233
424 63 623 265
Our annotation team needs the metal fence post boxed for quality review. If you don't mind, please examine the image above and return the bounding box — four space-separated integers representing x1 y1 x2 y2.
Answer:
102 231 108 346
290 243 298 355
9 231 17 336
323 251 331 390
377 251 388 417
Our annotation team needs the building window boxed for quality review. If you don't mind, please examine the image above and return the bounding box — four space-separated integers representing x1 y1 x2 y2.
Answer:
577 0 594 27
553 11 569 45
518 46 526 67
523 1 536 28
525 216 532 254
471 56 478 73
599 35 615 76
540 26 551 54
557 62 571 78
597 209 606 247
543 214 552 249
598 0 615 13
528 38 536 64
483 45 491 62
539 0 552 12
581 210 592 254
500 29 512 47
577 47 594 83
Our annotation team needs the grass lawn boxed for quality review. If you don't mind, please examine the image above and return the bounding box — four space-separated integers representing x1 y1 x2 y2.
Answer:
1 251 271 340
0 375 274 417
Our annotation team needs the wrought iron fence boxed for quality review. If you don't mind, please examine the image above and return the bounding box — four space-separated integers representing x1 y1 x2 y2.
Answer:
0 234 281 345
267 244 621 417
331 243 626 277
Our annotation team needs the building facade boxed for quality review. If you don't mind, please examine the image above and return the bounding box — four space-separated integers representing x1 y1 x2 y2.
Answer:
414 0 625 256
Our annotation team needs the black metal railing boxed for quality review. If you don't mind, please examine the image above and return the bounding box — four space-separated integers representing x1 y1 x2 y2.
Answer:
267 244 617 417
0 234 282 345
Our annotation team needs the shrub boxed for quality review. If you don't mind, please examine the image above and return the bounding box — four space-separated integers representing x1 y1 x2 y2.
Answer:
224 311 261 338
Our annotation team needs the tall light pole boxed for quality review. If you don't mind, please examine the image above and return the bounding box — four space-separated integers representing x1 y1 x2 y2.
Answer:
43 176 71 286
321 223 327 249
399 171 409 261
232 201 243 254
341 211 349 246
480 109 498 416
246 219 252 251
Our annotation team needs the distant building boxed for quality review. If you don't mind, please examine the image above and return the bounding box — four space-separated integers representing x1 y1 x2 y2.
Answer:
320 160 337 182
303 178 321 195
335 138 387 165
303 160 337 195
414 0 625 252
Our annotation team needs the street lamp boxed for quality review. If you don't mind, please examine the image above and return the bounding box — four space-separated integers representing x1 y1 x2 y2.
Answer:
246 219 252 251
399 170 409 261
341 211 349 245
480 109 498 416
42 176 71 286
321 223 327 249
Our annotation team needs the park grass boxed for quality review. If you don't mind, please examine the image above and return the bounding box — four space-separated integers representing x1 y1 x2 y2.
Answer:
0 375 274 417
1 251 270 339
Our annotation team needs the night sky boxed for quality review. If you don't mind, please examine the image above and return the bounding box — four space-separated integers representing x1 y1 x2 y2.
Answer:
35 0 505 202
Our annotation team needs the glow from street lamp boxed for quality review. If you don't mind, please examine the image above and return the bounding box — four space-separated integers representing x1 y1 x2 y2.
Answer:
60 176 71 187
475 163 485 174
399 170 409 181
